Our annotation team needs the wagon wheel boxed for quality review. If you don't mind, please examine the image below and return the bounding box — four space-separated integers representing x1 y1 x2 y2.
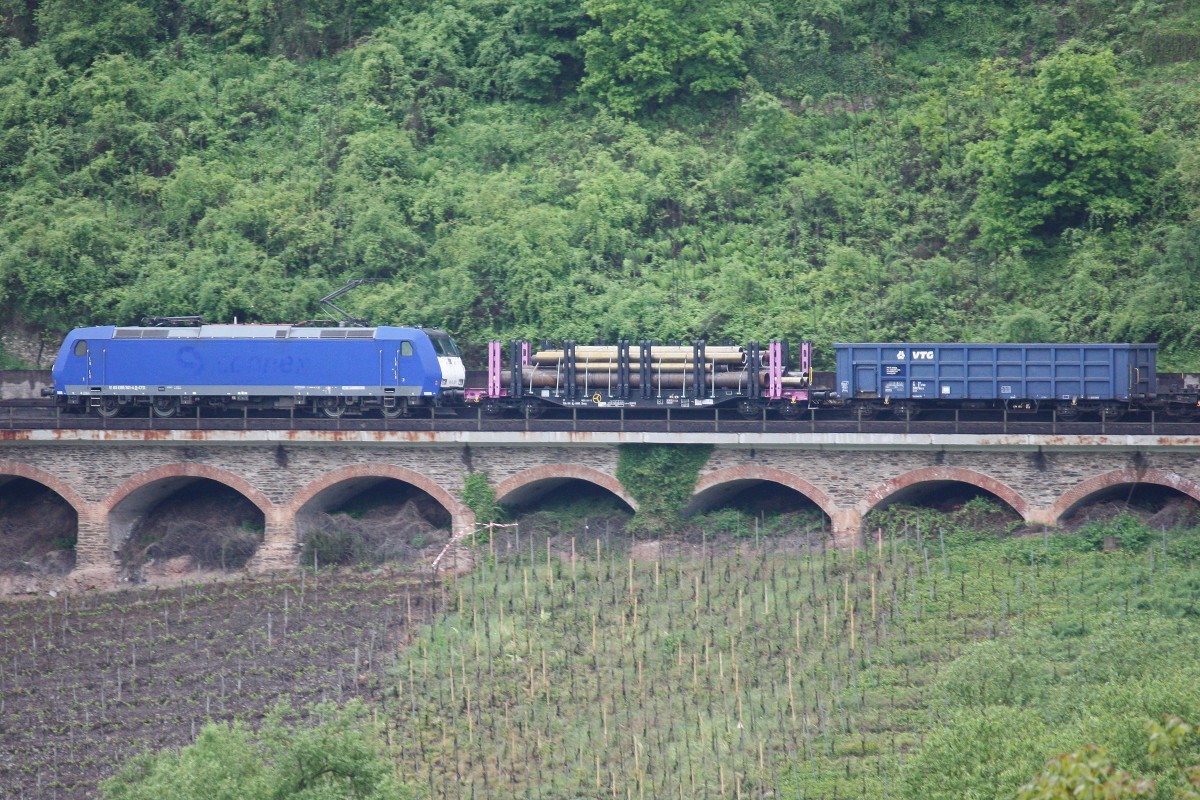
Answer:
520 398 544 419
150 397 179 418
1055 403 1081 421
737 399 761 419
95 397 121 418
891 401 921 421
1099 403 1125 421
852 402 878 420
481 399 505 418
779 402 803 420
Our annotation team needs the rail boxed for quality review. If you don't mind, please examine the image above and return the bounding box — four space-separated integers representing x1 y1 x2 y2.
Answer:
0 401 1195 437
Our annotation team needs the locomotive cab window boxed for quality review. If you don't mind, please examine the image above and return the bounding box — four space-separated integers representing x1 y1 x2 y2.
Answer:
401 341 414 357
73 340 87 357
429 332 460 357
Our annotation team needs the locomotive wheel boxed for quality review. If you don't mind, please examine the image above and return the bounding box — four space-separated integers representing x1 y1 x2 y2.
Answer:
319 402 345 418
151 397 179 418
381 401 408 419
95 397 121 418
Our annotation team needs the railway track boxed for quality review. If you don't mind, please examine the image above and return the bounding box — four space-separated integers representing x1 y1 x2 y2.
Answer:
2 399 1197 436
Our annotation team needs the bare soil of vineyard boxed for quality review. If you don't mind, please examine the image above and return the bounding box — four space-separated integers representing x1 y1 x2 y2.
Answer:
0 568 444 799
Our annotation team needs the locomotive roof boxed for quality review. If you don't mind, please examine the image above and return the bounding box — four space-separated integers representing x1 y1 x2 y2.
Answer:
103 325 411 340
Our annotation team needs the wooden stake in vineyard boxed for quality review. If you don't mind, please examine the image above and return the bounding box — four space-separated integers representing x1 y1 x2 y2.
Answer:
850 599 856 653
787 659 797 725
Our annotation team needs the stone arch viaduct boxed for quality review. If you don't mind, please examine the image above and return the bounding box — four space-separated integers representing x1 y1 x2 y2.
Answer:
3 428 1200 585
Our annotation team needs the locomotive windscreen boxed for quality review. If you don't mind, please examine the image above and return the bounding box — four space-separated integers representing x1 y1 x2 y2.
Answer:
429 332 461 357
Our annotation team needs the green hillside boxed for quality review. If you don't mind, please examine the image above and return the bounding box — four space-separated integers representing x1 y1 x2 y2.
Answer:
84 505 1200 800
1 0 1198 366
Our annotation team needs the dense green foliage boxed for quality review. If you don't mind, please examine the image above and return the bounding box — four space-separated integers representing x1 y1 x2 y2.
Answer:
0 0 1198 366
101 701 413 799
969 47 1159 250
579 0 748 113
615 443 712 530
1016 716 1200 798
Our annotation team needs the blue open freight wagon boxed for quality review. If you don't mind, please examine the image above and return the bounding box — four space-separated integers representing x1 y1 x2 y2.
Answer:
834 343 1157 418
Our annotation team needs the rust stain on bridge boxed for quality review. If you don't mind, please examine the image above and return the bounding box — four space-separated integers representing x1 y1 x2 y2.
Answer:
3 428 1200 450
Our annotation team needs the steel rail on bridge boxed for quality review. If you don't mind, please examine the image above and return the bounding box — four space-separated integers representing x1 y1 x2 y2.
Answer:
0 401 1196 437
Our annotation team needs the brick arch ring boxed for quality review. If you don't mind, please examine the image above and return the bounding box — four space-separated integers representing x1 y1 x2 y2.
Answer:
857 466 1030 521
493 464 638 512
100 462 277 517
287 463 474 535
687 466 838 520
0 460 91 518
1050 468 1200 525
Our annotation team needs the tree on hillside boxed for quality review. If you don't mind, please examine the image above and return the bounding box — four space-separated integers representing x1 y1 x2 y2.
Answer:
33 0 169 67
969 45 1158 251
580 0 748 114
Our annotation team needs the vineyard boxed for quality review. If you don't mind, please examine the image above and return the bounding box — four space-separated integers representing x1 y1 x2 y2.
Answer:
390 501 1200 799
3 497 1200 798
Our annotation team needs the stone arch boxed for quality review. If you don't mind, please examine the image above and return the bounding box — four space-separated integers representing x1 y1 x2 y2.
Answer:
858 466 1030 520
102 463 275 552
289 464 474 536
0 461 89 517
0 461 86 575
685 466 838 521
1050 468 1200 525
494 465 638 512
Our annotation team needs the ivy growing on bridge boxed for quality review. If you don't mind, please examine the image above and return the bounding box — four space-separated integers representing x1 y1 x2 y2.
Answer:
460 471 504 526
615 443 712 533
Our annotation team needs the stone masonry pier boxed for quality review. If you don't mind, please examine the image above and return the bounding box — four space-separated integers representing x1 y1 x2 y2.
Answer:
3 429 1200 586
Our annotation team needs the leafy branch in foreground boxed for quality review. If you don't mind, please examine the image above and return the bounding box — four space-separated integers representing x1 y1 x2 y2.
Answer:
101 700 413 800
1019 715 1200 800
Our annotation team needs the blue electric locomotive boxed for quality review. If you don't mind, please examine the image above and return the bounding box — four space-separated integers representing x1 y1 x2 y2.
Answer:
49 323 465 418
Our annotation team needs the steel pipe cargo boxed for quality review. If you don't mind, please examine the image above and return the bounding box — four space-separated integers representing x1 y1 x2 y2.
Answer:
530 346 746 366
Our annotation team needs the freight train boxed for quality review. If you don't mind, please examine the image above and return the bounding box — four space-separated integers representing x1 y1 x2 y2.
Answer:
44 320 1200 421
